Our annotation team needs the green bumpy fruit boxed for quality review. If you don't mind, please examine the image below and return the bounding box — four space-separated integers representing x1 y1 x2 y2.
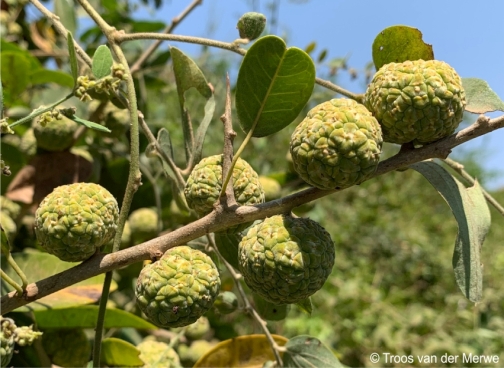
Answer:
42 328 90 367
290 98 383 190
364 59 466 144
137 340 181 368
0 196 21 220
239 215 335 305
128 207 158 244
184 155 264 232
33 116 78 152
0 211 17 244
237 12 266 40
34 183 119 262
135 246 221 328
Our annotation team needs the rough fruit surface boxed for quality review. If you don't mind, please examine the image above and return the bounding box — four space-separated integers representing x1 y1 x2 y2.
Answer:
33 116 78 151
137 339 181 368
135 246 221 328
238 215 335 304
290 98 383 190
364 59 466 144
34 183 119 262
237 12 266 40
184 154 264 216
128 207 158 244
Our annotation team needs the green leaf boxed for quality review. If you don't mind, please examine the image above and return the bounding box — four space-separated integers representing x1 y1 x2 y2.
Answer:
145 50 171 68
214 232 241 269
462 78 504 114
101 338 144 367
410 161 491 302
68 115 111 132
236 35 315 137
67 32 79 85
192 95 216 166
156 128 178 183
0 82 3 117
372 25 434 70
30 70 74 89
92 45 114 79
1 52 30 105
317 49 328 63
171 46 213 160
295 297 313 315
32 305 157 329
0 249 117 311
252 293 290 321
171 46 212 103
54 0 76 35
283 335 345 368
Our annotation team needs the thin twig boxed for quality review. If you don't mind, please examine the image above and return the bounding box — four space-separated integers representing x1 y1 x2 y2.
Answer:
2 112 504 314
206 235 283 366
130 0 203 74
220 74 238 208
117 32 358 99
443 157 504 217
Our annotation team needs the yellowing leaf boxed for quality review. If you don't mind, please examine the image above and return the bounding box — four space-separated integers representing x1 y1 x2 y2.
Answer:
194 334 288 368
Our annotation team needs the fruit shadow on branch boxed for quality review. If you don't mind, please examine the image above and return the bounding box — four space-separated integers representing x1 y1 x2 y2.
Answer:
2 114 503 314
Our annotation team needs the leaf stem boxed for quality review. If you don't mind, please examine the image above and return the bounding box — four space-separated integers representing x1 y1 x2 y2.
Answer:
8 93 74 128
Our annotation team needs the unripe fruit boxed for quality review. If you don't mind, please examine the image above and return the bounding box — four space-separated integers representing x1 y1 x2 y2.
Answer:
237 12 266 40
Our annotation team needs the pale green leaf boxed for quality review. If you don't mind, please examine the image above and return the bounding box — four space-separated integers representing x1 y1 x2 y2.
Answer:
101 338 144 367
462 78 504 113
69 115 111 132
67 32 79 85
236 35 315 137
410 161 491 302
372 25 434 70
214 232 241 269
92 45 113 79
295 297 313 315
192 95 216 167
32 305 157 329
283 335 345 368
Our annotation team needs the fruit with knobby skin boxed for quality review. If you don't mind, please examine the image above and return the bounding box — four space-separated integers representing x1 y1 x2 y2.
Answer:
213 291 239 315
184 155 264 232
237 12 266 40
290 98 383 190
239 215 335 305
135 246 221 328
364 59 466 144
0 196 21 220
41 328 90 367
34 183 119 262
259 176 282 201
137 339 181 368
33 116 78 152
128 207 158 244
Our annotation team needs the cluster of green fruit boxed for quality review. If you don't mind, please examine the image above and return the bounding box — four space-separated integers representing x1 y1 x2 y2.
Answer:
29 57 466 337
291 59 466 190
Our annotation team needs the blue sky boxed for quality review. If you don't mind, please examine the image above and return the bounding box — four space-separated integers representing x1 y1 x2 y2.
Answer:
141 0 504 189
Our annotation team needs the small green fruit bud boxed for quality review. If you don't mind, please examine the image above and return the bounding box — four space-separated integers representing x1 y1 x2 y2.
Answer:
213 291 239 314
237 12 266 40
